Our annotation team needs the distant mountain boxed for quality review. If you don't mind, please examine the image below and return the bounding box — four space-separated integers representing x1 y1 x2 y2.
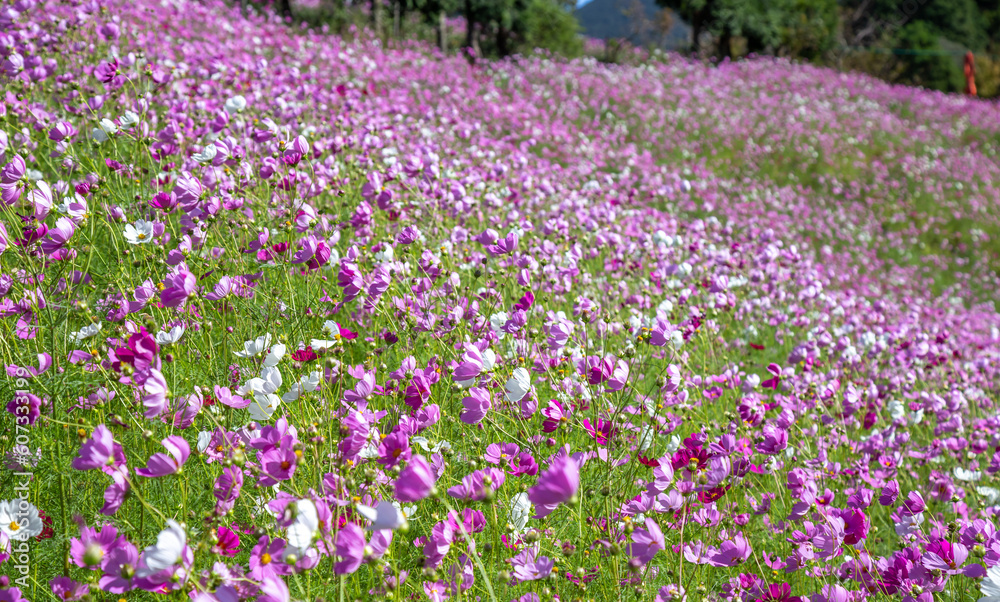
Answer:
574 0 690 49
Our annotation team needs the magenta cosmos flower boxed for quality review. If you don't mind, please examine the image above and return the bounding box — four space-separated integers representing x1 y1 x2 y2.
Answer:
214 526 241 557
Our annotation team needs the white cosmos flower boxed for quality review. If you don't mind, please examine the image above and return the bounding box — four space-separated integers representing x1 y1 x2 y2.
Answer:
638 424 655 453
238 366 283 397
508 493 532 534
670 330 684 350
954 467 982 482
281 371 322 403
0 500 43 541
197 431 211 453
224 95 247 114
374 245 394 263
137 520 186 576
977 486 1000 506
356 501 406 530
399 502 417 519
92 118 118 143
119 111 140 129
193 143 217 164
980 563 1000 601
504 367 531 403
481 349 496 371
155 325 185 345
262 344 286 368
124 220 155 245
70 322 102 343
410 436 451 454
235 334 272 358
887 400 906 422
286 499 319 556
248 393 281 422
310 338 337 350
490 312 509 340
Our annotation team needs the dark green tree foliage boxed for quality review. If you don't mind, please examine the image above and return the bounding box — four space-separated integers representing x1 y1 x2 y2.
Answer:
426 0 579 58
840 0 986 92
654 0 837 58
893 21 964 91
522 0 583 57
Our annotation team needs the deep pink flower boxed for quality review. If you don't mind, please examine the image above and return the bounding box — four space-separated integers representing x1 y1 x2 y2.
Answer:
756 583 802 602
839 508 869 545
582 418 613 445
214 526 240 557
541 400 569 433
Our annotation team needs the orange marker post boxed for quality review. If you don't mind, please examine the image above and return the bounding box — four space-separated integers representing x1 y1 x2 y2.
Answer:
964 51 977 96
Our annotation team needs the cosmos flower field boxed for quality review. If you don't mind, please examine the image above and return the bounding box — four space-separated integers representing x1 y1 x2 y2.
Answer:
5 0 1000 601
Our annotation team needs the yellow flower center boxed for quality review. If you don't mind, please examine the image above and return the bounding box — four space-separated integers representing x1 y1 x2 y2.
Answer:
9 521 19 531
261 553 271 565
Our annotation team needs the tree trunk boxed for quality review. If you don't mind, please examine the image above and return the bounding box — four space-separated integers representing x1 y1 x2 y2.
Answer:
371 0 383 37
276 0 292 20
438 9 447 53
690 13 702 56
464 0 474 52
497 23 509 57
718 30 731 59
393 0 400 38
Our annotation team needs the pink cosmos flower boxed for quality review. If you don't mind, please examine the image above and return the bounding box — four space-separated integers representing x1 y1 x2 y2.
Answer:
447 467 505 501
49 577 87 601
528 454 580 518
97 541 139 593
135 436 190 478
378 431 411 468
69 522 121 569
100 468 129 516
249 536 289 580
460 387 491 425
71 424 116 471
395 455 437 502
257 575 291 602
334 523 366 575
628 517 665 565
541 400 570 433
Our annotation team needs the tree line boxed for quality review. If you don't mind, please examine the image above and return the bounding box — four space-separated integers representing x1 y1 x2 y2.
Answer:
657 0 1000 94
